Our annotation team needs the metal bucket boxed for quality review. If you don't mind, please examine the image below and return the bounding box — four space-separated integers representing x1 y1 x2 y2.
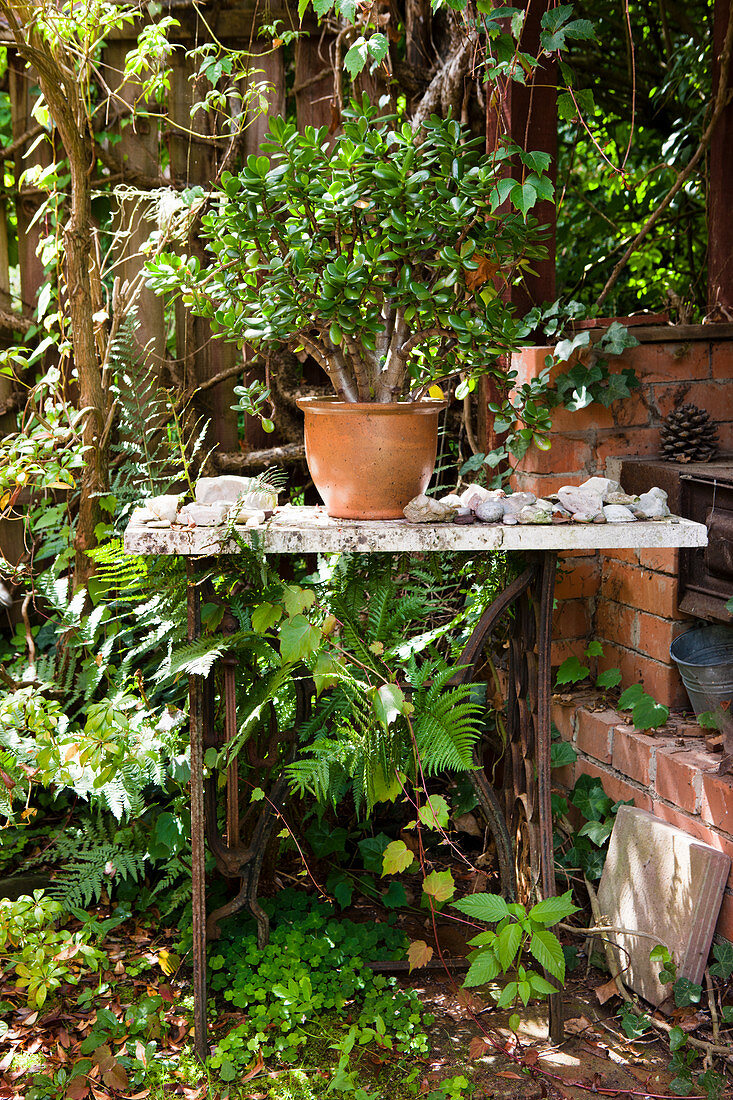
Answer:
670 625 733 750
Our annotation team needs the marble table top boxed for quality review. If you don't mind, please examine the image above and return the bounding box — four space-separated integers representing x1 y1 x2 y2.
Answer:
123 506 709 556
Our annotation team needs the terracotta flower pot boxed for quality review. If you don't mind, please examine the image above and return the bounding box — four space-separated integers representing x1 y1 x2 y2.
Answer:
296 397 447 520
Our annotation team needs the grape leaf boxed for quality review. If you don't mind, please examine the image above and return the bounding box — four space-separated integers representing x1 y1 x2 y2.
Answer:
423 869 455 903
408 939 433 971
382 839 414 876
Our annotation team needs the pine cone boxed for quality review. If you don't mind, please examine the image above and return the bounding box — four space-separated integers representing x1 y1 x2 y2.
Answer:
660 403 719 464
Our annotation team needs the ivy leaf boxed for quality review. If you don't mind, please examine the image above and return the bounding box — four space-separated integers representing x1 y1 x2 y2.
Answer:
555 655 590 686
585 640 604 657
358 834 390 873
344 36 369 76
251 602 282 633
465 949 500 987
423 869 455 903
550 740 577 769
596 668 622 690
673 977 702 1008
382 840 414 876
367 32 389 63
511 181 537 218
382 881 407 909
571 777 613 822
313 651 342 696
408 939 433 971
282 585 316 618
618 683 645 710
453 893 509 923
709 941 733 980
418 794 450 830
630 694 669 732
579 819 614 846
529 929 565 982
279 615 321 664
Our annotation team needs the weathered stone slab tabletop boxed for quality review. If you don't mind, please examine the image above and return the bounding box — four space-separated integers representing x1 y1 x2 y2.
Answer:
123 506 708 556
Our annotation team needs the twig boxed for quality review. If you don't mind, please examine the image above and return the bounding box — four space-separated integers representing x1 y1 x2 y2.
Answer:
21 594 35 679
0 122 45 160
216 444 306 471
706 967 720 1044
596 0 733 307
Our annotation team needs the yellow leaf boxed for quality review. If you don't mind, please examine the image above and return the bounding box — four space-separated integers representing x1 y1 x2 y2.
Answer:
408 939 433 972
428 384 445 399
157 948 181 976
47 479 74 490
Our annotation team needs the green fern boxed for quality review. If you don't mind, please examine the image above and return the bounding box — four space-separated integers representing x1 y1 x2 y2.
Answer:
410 660 483 774
27 816 147 909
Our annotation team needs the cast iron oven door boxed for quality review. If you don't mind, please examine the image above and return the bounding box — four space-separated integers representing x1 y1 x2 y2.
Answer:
679 462 733 621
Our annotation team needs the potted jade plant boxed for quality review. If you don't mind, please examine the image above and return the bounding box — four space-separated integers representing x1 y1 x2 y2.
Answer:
147 99 552 518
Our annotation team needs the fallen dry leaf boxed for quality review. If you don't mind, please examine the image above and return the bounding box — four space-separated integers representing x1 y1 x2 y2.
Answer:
595 976 621 1005
563 1015 594 1035
468 1036 489 1059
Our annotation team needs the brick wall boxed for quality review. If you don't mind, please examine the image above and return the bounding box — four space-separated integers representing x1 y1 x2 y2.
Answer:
507 327 733 704
553 696 733 943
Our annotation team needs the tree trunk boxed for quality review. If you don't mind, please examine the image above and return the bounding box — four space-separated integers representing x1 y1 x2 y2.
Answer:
0 3 110 591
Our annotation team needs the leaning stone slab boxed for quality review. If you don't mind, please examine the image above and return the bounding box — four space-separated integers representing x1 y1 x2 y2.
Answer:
597 806 730 1008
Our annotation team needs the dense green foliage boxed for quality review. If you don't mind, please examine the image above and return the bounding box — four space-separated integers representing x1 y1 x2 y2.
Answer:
148 101 550 407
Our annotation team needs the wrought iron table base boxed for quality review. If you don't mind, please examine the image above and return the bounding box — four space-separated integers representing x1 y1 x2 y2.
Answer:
186 550 562 1059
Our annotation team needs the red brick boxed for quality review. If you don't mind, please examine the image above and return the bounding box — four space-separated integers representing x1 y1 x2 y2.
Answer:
553 599 591 641
510 345 559 386
551 639 588 667
711 341 733 382
600 559 682 619
631 341 711 384
578 759 653 811
638 547 679 573
613 727 655 786
653 380 733 421
597 600 639 650
551 700 578 743
716 889 733 942
511 471 580 497
700 771 733 834
594 427 663 465
655 748 706 813
551 405 615 433
611 388 652 428
556 556 600 600
597 642 688 708
716 421 733 451
553 761 577 790
516 434 593 478
635 613 688 663
599 547 639 565
575 708 617 763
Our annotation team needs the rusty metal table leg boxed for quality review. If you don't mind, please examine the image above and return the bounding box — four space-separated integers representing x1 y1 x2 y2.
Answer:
187 564 208 1061
537 551 563 1042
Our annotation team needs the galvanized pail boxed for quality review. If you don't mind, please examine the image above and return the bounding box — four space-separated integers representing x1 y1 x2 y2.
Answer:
669 625 733 751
